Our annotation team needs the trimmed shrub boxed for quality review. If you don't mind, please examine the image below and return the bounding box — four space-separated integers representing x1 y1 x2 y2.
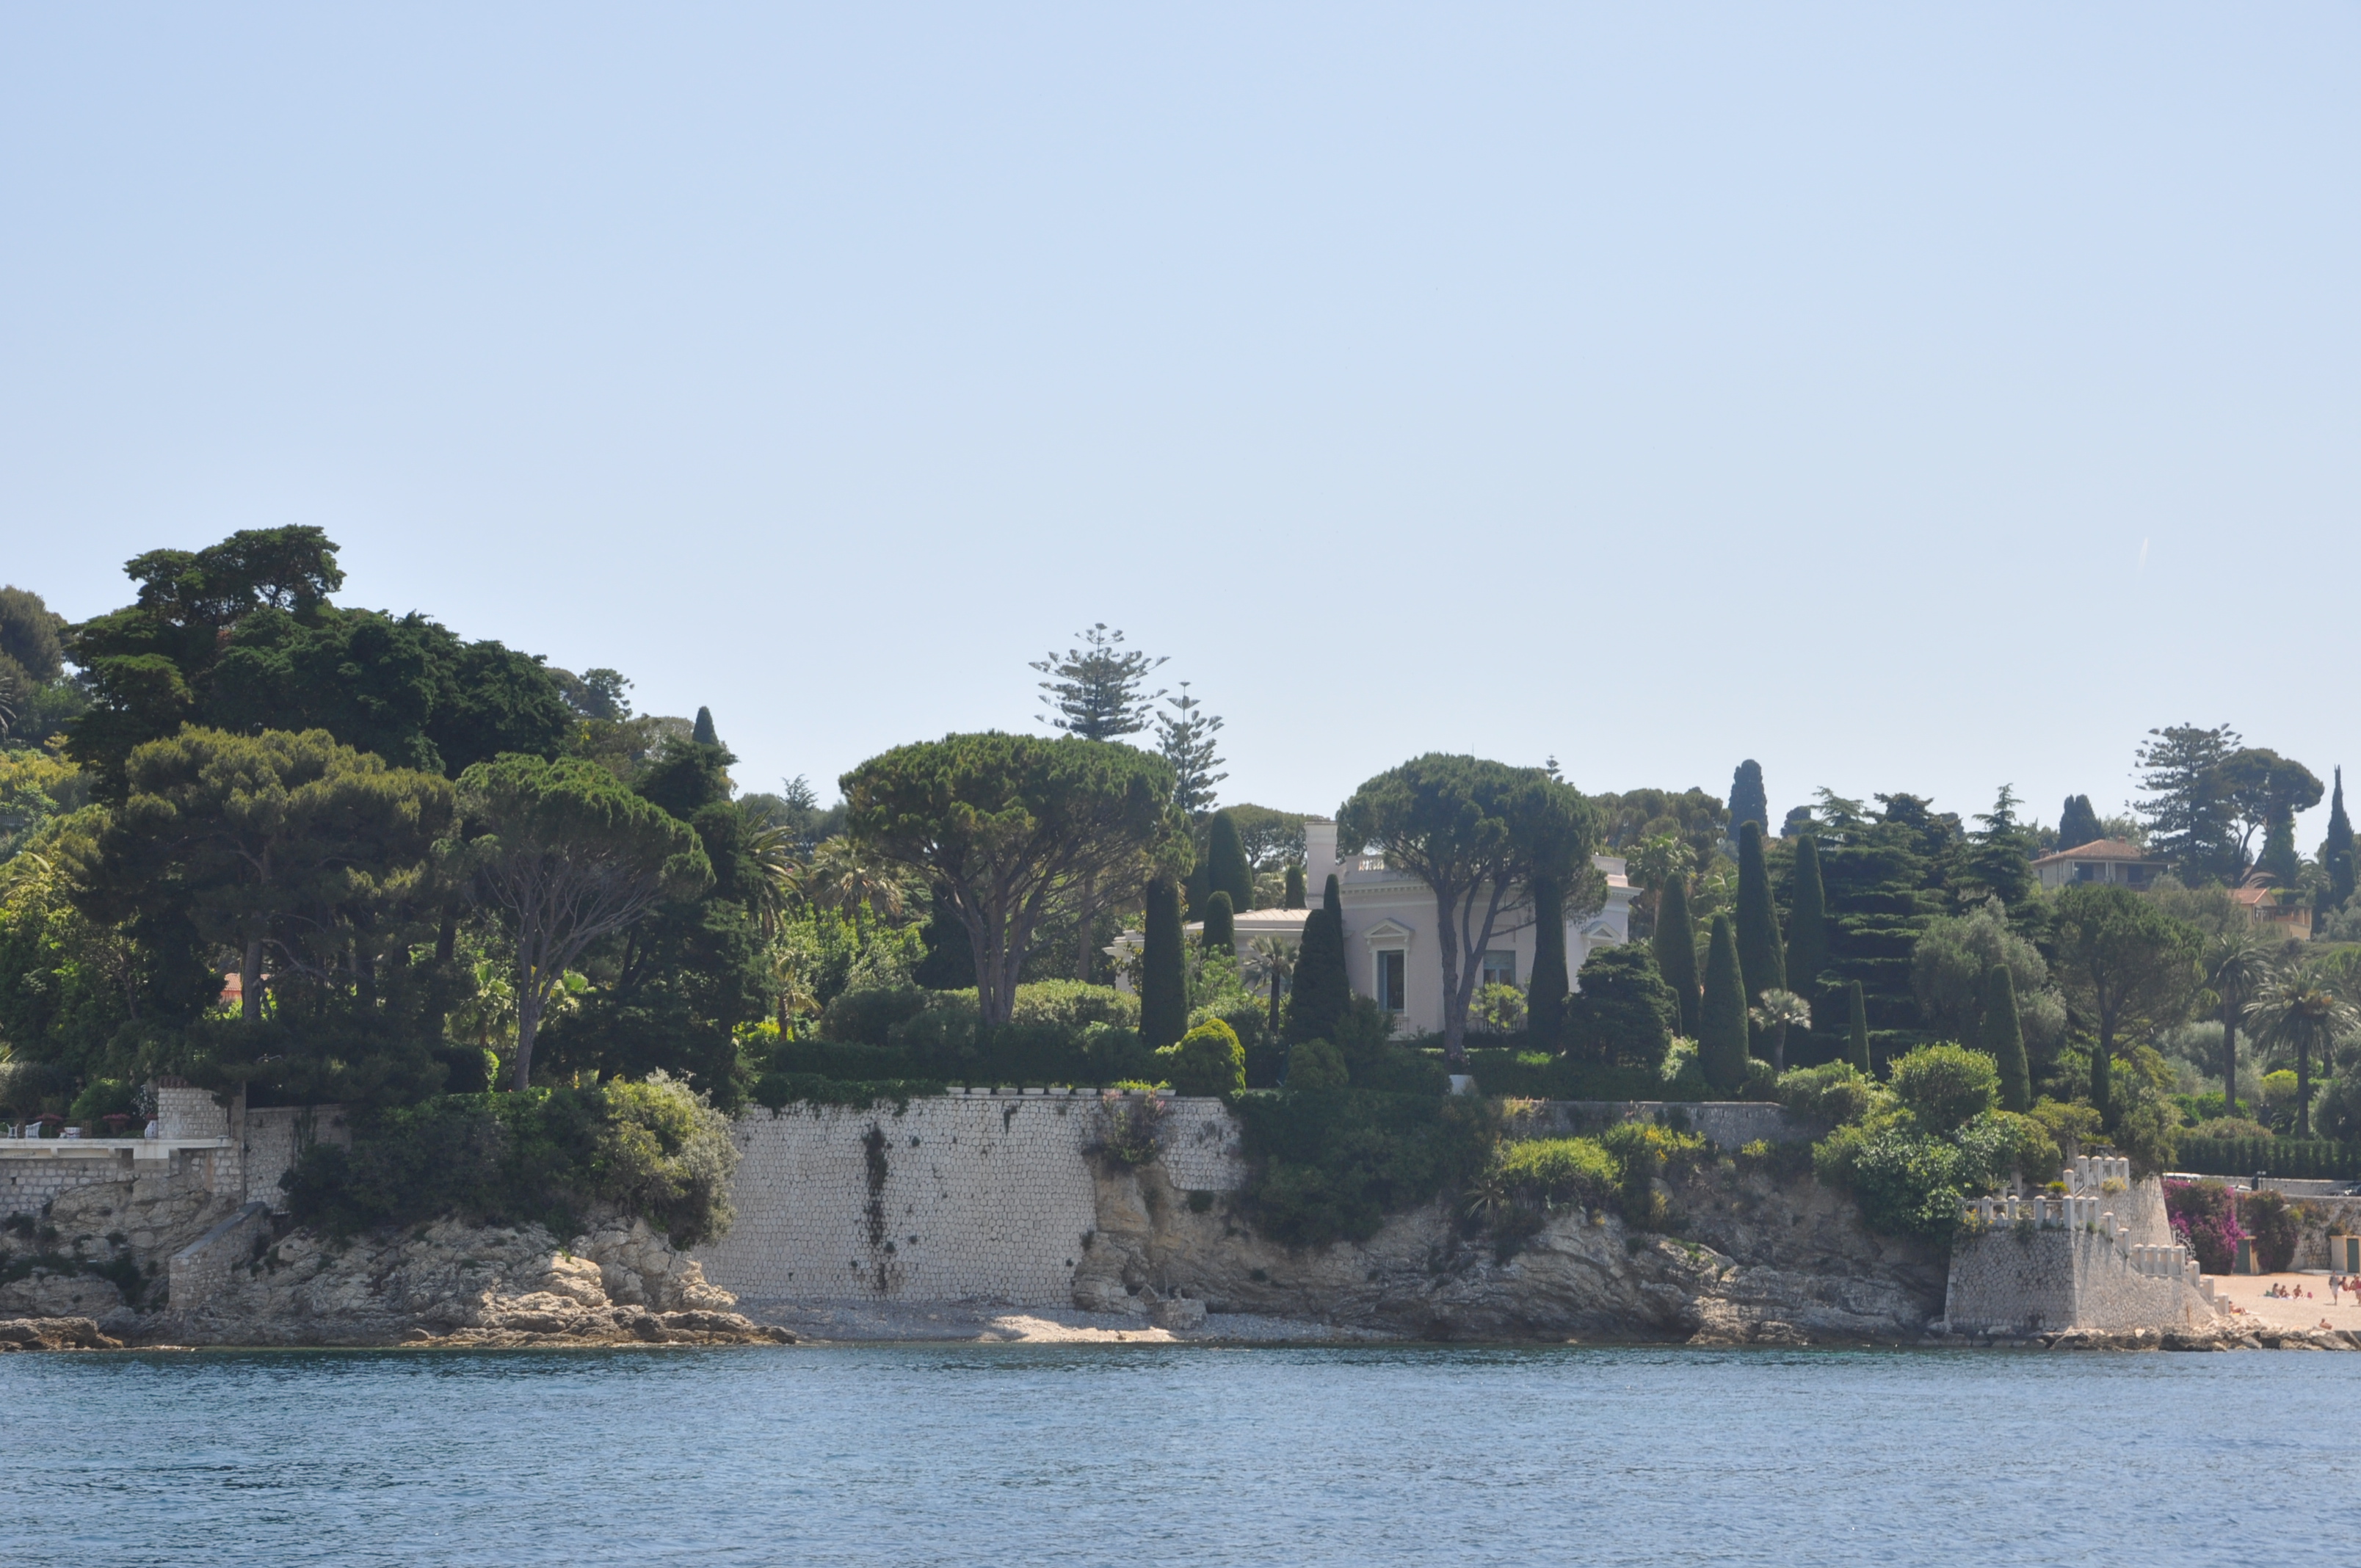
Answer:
1159 1019 1245 1097
1206 810 1254 913
1201 890 1236 954
1140 875 1189 1050
1888 1043 2000 1135
1284 875 1350 1044
1777 1061 1882 1126
1283 865 1306 908
1564 944 1678 1071
1285 1038 1349 1089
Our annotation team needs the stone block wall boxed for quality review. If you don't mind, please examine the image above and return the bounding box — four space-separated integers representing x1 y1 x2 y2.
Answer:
0 1147 145 1220
167 1202 272 1313
697 1091 1247 1307
1511 1100 1819 1148
1944 1175 2213 1335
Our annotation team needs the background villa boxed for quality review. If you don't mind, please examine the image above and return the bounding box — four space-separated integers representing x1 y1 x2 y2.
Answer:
1111 819 1635 1036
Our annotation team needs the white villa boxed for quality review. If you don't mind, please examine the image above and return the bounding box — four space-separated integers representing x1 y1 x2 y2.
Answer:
1110 818 1635 1035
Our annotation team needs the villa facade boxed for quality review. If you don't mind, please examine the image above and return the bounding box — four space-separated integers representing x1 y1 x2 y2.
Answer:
1110 819 1635 1036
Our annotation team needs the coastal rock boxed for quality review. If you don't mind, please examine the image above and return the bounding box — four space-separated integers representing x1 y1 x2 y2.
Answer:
1077 1156 1946 1345
0 1269 125 1318
153 1213 791 1348
0 1315 121 1351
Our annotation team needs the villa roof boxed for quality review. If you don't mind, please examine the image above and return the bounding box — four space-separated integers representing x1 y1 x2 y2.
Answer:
2029 838 2159 868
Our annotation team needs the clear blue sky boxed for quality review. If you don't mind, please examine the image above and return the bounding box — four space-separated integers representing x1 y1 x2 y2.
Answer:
5 6 2355 841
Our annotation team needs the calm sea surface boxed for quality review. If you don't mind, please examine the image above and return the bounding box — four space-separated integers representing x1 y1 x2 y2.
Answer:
3 1343 2351 1565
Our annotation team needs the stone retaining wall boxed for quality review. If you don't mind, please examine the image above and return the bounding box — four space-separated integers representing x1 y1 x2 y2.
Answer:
697 1092 1244 1307
1510 1100 1820 1148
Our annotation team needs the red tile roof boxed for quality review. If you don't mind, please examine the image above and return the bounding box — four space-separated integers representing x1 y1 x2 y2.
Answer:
2030 838 2159 867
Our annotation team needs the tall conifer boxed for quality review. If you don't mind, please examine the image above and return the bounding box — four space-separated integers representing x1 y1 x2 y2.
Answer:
1700 914 1750 1092
1283 874 1350 1043
2058 794 2103 852
1846 981 1871 1074
1140 874 1188 1049
1526 876 1569 1053
1730 760 1768 838
1654 877 1700 1037
1203 890 1235 953
1206 809 1255 912
2326 767 2356 912
691 705 719 747
1984 965 2029 1113
1734 821 1785 1055
1785 832 1827 1028
1283 864 1307 909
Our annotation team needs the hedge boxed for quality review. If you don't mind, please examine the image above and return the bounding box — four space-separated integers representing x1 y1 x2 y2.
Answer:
2176 1136 2361 1182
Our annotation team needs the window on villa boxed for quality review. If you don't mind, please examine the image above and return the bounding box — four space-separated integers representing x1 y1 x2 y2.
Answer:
1481 952 1516 990
1377 950 1406 1013
2075 864 2098 882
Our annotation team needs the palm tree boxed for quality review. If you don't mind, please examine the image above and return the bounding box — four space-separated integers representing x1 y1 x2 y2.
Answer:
804 836 913 943
1244 934 1297 1034
744 821 802 943
2202 928 2277 1113
2246 966 2360 1138
1750 988 1812 1072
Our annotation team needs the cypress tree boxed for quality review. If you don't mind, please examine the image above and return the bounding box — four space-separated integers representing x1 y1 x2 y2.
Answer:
1140 874 1189 1049
1846 981 1871 1074
1654 876 1700 1037
692 705 719 747
1202 890 1235 953
1283 874 1350 1044
1730 759 1768 838
1984 965 2029 1113
1700 914 1751 1093
1734 821 1785 1056
1283 864 1306 909
1785 832 1827 1028
1526 876 1569 1053
1207 810 1255 912
2057 794 2102 852
2326 767 2356 912
2261 813 2299 885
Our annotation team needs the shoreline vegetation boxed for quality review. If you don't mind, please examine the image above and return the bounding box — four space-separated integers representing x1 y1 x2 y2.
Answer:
6 539 2361 1351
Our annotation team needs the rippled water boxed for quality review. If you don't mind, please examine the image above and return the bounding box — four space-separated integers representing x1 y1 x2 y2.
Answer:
1 1343 2345 1564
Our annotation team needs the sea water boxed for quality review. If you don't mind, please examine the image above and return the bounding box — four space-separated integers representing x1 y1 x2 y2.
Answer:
3 1343 2350 1564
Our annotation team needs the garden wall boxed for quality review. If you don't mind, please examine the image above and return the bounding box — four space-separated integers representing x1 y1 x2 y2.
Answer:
697 1090 1244 1308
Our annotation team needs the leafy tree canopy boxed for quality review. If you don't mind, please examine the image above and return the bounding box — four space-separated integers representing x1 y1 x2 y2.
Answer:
842 733 1179 1028
1335 753 1596 1063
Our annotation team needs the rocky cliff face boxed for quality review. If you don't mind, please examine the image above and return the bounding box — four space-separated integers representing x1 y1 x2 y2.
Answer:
1076 1155 1947 1345
160 1214 791 1347
0 1173 788 1349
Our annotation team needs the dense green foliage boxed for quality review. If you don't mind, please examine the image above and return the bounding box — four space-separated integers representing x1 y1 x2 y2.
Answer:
282 1075 737 1246
1729 759 1767 838
844 732 1177 1028
1846 981 1871 1072
1699 914 1749 1092
1652 874 1700 1037
1205 810 1253 913
1140 874 1187 1048
1201 890 1235 954
2057 794 2102 852
1784 832 1827 1020
1984 965 2030 1114
1733 822 1785 1037
1283 875 1349 1045
1564 945 1678 1071
1227 1089 1497 1248
1335 753 1595 1062
1160 1017 1245 1096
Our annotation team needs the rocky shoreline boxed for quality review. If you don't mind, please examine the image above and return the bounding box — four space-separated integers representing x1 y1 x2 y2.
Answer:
2 1155 2352 1353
